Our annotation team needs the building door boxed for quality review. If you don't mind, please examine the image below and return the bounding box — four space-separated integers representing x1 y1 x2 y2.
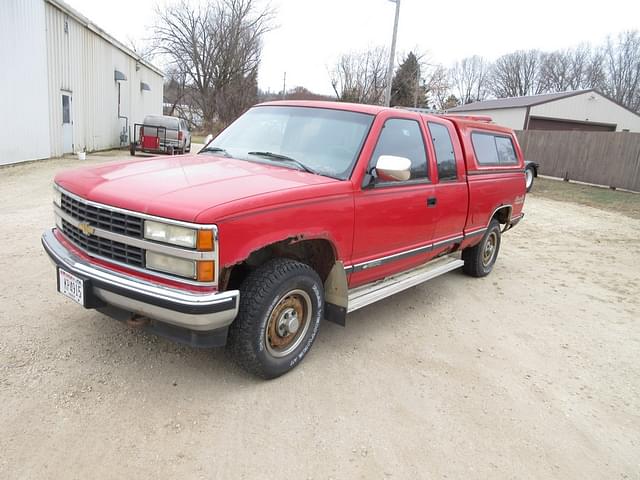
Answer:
61 92 73 153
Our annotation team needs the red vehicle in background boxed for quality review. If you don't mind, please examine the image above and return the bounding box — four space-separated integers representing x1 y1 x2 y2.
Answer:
130 114 192 156
43 101 526 378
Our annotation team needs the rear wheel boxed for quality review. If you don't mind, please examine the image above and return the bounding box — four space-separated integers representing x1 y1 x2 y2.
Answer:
227 258 323 379
462 218 501 277
525 166 535 192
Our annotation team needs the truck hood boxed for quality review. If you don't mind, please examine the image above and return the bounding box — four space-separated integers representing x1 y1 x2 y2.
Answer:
55 154 338 221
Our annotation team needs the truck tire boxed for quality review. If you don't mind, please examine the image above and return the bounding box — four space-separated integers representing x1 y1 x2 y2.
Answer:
462 218 501 277
227 258 324 378
129 143 136 156
525 166 535 192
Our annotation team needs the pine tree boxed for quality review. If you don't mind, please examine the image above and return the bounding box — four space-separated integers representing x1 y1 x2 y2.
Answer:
390 52 427 107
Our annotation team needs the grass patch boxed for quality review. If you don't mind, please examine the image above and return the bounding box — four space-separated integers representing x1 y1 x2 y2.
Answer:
191 135 209 144
531 177 640 220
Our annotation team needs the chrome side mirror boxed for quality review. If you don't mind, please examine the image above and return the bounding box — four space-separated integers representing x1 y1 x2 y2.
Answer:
374 155 411 182
204 134 213 145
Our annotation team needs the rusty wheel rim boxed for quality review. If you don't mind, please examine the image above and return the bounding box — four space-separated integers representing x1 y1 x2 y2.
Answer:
264 289 312 358
482 231 498 267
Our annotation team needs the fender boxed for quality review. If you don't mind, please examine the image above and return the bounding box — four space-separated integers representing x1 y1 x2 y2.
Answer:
323 261 349 326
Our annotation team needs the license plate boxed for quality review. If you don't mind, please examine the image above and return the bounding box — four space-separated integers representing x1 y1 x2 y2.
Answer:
58 268 85 306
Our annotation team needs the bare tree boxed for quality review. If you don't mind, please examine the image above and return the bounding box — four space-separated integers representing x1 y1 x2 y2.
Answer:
539 45 605 92
424 64 450 110
490 50 544 98
602 30 640 112
152 0 274 129
330 47 388 105
449 55 489 104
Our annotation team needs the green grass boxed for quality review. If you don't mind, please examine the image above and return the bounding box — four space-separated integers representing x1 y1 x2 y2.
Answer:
531 177 640 220
191 135 209 144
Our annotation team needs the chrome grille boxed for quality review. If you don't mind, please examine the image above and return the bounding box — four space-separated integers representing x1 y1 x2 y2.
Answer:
61 193 143 238
62 219 144 267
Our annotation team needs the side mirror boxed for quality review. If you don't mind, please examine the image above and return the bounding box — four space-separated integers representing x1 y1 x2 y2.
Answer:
374 155 412 182
204 134 213 145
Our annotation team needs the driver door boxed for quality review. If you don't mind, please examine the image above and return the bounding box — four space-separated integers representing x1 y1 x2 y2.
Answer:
350 116 437 287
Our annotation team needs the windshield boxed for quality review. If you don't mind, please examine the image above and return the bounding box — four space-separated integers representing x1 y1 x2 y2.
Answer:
202 106 374 179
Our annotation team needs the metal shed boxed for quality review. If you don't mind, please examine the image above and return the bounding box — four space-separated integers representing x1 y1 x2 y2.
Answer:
447 90 640 133
0 0 163 165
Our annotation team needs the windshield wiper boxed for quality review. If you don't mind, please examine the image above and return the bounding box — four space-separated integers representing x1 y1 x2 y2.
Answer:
247 151 319 175
201 146 231 157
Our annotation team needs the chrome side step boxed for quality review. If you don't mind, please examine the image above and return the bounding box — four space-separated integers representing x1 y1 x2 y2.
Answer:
347 255 465 313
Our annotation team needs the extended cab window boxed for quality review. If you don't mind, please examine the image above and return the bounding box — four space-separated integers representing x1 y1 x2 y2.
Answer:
472 132 518 165
428 122 457 181
371 118 428 181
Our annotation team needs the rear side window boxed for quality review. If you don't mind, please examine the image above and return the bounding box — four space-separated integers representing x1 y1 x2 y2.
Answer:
428 122 457 181
371 118 428 180
472 132 518 165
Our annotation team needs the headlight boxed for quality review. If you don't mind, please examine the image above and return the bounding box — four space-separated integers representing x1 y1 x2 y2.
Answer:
146 251 196 278
144 220 197 248
53 185 62 206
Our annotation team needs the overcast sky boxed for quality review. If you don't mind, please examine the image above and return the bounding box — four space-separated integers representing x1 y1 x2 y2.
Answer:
66 0 640 95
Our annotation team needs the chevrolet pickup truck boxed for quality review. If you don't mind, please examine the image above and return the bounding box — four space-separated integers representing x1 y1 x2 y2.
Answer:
42 101 526 378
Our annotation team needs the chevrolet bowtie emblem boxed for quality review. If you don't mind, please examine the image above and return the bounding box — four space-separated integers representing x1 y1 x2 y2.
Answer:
78 222 95 236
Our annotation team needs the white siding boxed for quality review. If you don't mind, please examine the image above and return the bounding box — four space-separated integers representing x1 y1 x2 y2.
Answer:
0 0 51 165
530 91 640 132
448 107 527 130
45 2 163 157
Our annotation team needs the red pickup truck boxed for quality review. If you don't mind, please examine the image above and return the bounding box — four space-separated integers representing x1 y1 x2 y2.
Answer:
43 101 526 378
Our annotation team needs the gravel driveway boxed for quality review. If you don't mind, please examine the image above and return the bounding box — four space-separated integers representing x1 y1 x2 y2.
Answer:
1 152 639 479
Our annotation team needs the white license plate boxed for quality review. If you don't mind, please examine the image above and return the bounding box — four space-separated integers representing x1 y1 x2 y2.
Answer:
58 268 85 306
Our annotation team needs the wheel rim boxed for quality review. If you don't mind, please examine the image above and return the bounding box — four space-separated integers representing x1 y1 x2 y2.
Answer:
482 232 498 267
525 169 533 189
264 289 312 358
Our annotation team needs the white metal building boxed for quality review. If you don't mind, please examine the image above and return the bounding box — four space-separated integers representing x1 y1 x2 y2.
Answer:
0 0 163 166
447 90 640 133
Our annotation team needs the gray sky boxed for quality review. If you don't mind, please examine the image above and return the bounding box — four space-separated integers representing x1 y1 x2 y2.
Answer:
66 0 640 95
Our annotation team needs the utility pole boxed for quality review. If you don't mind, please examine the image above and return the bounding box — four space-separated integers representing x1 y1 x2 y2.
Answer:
384 0 401 107
414 63 420 108
282 72 287 99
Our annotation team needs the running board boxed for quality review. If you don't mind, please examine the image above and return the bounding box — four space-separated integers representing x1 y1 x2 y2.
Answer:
347 255 465 313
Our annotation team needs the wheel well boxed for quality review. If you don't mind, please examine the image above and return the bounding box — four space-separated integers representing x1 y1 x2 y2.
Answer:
492 206 512 225
221 238 337 291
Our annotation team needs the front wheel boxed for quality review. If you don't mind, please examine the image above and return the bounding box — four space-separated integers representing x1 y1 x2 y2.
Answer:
462 218 501 277
227 258 324 379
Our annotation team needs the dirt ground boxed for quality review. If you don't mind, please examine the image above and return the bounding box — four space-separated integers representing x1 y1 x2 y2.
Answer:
1 151 639 479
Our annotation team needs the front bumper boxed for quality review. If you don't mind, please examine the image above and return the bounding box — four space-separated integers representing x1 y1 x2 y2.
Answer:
42 228 239 335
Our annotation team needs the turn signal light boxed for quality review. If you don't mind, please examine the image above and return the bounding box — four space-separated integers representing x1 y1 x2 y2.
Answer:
197 230 214 251
197 261 215 282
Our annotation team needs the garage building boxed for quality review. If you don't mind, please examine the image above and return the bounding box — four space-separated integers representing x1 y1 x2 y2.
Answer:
447 89 640 133
0 0 163 166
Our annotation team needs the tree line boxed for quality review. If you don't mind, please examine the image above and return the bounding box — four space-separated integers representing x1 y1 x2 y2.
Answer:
149 1 639 131
331 30 640 112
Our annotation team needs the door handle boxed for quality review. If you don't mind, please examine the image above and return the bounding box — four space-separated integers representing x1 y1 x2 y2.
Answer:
427 196 437 207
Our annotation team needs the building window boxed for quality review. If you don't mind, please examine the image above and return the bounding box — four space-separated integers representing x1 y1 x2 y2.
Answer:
62 95 71 124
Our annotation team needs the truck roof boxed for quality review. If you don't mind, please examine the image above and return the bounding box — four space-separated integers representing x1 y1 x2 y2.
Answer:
256 100 515 134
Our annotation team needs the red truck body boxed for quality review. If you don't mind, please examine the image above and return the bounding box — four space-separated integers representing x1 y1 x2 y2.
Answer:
44 101 526 377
